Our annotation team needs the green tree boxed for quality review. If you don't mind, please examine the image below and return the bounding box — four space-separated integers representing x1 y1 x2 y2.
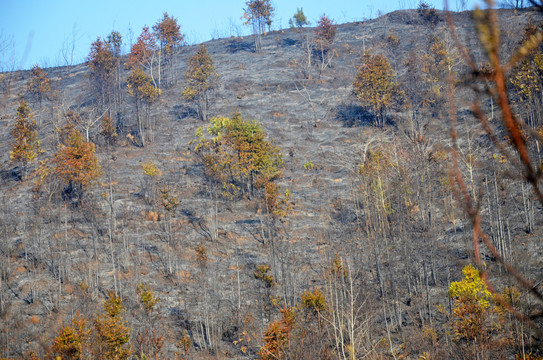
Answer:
26 65 51 108
289 8 310 28
182 44 219 122
127 67 161 146
243 0 274 53
153 12 185 88
9 100 41 176
353 52 399 126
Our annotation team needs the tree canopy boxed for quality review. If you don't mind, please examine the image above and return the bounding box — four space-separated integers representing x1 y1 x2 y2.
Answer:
289 8 310 28
193 113 283 199
314 14 336 49
88 37 116 82
26 65 51 106
182 44 219 122
126 26 156 71
52 126 101 190
353 52 399 126
243 0 274 53
153 12 184 56
10 100 41 170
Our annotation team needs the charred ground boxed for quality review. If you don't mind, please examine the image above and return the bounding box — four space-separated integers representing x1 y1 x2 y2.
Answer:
0 7 542 359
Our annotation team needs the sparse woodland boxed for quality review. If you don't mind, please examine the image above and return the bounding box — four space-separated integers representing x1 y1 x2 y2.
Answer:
1 1 543 359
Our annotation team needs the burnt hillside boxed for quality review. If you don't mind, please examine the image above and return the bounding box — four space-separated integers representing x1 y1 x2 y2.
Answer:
0 7 542 359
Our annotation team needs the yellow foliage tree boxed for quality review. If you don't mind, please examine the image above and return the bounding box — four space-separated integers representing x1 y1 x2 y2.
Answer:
193 113 283 200
93 291 132 360
127 67 160 147
353 52 399 127
182 44 219 122
52 312 91 359
449 264 495 342
9 100 41 175
510 23 543 128
26 65 52 107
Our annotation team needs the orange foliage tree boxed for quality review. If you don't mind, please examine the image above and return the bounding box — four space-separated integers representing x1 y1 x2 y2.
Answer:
314 14 337 69
88 36 116 111
153 12 184 87
314 14 336 49
258 307 296 360
243 0 274 53
126 26 156 79
52 126 101 196
153 12 183 56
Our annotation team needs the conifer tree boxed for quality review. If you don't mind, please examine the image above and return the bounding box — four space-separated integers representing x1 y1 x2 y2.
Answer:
9 100 40 176
289 8 310 28
94 291 132 360
106 31 124 131
52 312 91 359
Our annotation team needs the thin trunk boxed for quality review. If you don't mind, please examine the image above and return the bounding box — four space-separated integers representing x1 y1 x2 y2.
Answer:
157 49 162 89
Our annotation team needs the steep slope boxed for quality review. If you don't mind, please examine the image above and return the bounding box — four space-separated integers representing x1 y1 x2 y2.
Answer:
0 7 541 359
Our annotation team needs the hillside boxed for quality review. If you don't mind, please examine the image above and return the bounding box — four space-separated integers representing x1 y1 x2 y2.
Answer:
0 7 542 359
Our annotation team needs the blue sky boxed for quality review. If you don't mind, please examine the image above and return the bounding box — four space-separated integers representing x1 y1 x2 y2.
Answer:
1 0 480 70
